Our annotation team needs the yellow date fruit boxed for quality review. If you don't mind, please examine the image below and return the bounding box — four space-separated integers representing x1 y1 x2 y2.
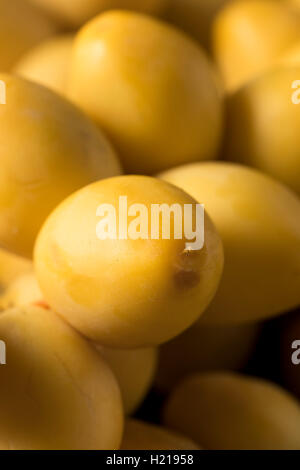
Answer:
28 0 169 27
0 0 57 71
0 249 32 297
14 35 74 95
34 175 224 348
0 305 123 449
212 0 300 91
155 322 261 392
121 419 200 450
95 344 158 415
68 11 223 174
224 66 300 195
160 162 300 324
163 372 300 450
0 74 121 258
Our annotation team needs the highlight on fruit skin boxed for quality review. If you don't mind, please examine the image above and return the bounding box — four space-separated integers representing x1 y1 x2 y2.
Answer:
163 372 300 450
14 35 74 96
34 175 224 348
0 272 42 310
0 73 121 259
160 162 300 325
224 65 300 196
27 0 169 27
0 0 58 71
95 344 158 415
0 249 32 299
121 419 201 450
212 0 300 91
155 322 261 393
277 40 300 66
0 305 123 450
68 10 223 175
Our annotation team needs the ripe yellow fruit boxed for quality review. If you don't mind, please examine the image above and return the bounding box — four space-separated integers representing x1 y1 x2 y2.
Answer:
0 305 123 449
278 41 300 66
95 345 158 414
160 162 300 324
0 272 43 310
14 35 74 95
121 419 200 450
0 0 57 71
0 249 32 297
163 372 300 450
0 74 121 258
281 313 300 399
212 0 300 91
68 11 223 174
28 0 169 27
155 322 261 392
164 0 229 50
34 175 224 348
225 66 300 195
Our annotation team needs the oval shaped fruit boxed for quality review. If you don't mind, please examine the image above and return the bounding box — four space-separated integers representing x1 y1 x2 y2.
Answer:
14 35 74 95
121 419 200 450
281 312 300 399
0 272 43 310
155 322 261 392
28 0 169 27
212 0 300 91
0 0 57 71
95 344 158 414
34 175 224 348
68 11 223 174
224 65 300 195
164 0 229 50
0 249 32 297
160 162 300 324
0 305 123 449
163 372 300 450
0 73 121 258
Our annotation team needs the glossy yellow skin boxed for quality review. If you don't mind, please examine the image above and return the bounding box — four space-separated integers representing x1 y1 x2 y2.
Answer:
14 35 74 95
281 313 300 399
278 41 300 65
160 162 300 324
0 305 123 449
0 272 43 310
155 322 261 392
0 0 57 71
121 419 200 450
0 249 32 297
164 0 229 50
28 0 169 27
0 74 121 258
212 0 300 91
96 345 157 414
163 372 300 450
68 11 223 174
34 175 224 348
225 66 300 195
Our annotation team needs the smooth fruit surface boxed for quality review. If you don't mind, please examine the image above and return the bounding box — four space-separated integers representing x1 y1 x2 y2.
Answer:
121 419 200 450
68 11 223 174
34 175 224 348
0 0 57 71
28 0 169 27
0 74 121 258
0 249 32 297
95 344 158 414
225 66 300 195
163 372 300 450
160 162 300 324
0 305 123 449
155 322 261 392
212 0 300 91
0 272 42 310
14 35 74 95
278 40 300 65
